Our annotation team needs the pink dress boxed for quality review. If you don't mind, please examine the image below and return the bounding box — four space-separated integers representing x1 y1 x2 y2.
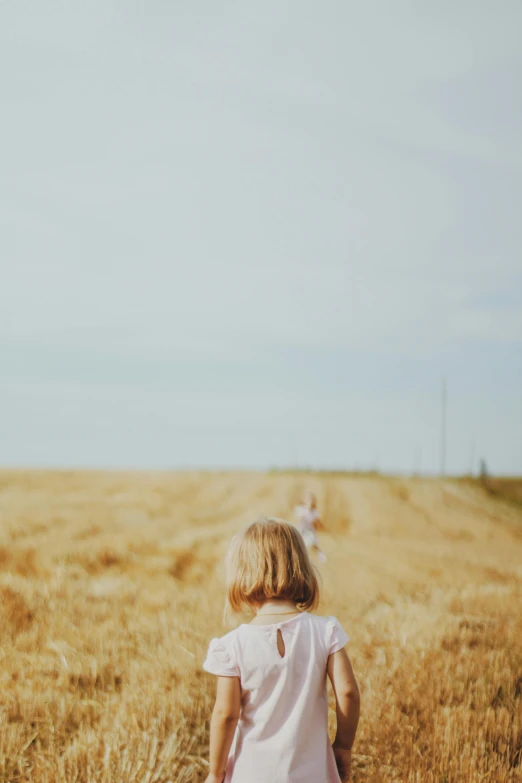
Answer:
203 612 349 783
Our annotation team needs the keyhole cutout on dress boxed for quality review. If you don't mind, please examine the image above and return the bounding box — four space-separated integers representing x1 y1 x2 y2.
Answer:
276 628 285 658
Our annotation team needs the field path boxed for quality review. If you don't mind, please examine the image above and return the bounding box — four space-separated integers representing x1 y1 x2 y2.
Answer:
0 471 521 782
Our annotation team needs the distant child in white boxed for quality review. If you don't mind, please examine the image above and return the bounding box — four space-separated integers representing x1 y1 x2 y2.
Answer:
294 491 327 562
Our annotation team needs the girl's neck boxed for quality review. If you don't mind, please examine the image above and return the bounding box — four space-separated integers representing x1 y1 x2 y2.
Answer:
250 598 302 625
256 598 299 617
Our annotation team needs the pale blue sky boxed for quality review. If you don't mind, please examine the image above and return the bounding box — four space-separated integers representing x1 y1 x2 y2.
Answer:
1 1 521 473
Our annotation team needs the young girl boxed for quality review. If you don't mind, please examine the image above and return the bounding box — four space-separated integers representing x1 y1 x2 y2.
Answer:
203 517 360 783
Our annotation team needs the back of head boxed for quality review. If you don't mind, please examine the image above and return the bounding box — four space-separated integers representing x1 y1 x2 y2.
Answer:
303 490 317 510
226 517 320 614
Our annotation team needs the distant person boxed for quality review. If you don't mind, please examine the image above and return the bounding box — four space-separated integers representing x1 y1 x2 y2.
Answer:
295 490 327 562
203 518 360 783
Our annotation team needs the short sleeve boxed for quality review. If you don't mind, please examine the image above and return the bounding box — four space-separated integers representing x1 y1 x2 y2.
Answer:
203 637 240 677
326 616 350 655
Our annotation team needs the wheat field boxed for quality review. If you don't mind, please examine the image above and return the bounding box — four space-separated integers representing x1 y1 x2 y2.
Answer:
0 470 521 782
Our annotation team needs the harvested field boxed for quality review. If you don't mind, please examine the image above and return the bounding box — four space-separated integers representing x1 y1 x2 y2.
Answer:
479 476 522 507
0 470 521 782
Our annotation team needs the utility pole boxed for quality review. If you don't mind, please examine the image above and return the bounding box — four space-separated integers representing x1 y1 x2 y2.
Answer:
440 377 447 477
469 440 475 477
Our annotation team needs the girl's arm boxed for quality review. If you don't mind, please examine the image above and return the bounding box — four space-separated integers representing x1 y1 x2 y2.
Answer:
205 676 241 783
327 648 360 781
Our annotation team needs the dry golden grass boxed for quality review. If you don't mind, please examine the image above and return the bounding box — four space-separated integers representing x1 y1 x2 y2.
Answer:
480 476 522 507
0 470 521 782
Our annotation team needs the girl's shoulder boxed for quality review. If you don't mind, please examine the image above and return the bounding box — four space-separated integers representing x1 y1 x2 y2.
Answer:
203 627 241 678
309 613 350 654
202 614 350 677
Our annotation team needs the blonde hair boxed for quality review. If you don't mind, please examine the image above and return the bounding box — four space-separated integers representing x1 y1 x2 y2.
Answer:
226 517 319 614
303 490 317 509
